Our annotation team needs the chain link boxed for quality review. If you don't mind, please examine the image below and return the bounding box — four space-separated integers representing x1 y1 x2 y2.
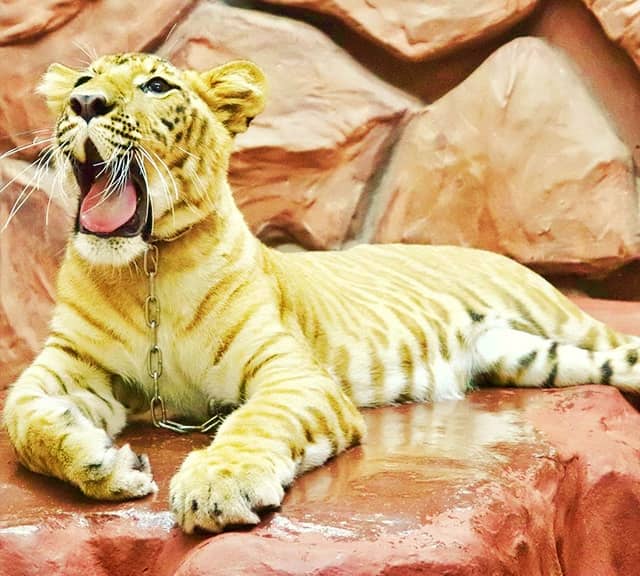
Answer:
144 244 224 434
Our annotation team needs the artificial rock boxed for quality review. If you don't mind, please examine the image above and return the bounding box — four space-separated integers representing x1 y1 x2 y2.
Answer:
159 1 417 249
374 37 640 274
262 0 539 61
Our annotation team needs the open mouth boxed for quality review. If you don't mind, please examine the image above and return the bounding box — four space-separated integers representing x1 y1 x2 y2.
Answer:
73 140 152 239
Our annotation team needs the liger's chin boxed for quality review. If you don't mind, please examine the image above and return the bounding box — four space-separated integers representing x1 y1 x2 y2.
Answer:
73 233 149 267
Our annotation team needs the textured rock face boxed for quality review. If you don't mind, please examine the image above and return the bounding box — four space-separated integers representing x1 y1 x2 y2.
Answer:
264 0 539 61
1 1 639 269
0 0 83 45
0 0 196 155
375 37 640 274
582 0 640 69
1 1 640 573
528 0 640 169
529 388 640 575
159 2 416 248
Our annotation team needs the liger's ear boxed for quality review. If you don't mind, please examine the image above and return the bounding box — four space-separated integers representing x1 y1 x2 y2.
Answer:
196 60 266 135
37 63 80 115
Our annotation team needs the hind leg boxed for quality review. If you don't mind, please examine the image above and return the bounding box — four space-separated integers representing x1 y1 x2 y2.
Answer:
473 327 640 393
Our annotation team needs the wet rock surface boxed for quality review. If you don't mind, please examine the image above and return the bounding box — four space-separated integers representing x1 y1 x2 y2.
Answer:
1 386 639 574
1 299 639 575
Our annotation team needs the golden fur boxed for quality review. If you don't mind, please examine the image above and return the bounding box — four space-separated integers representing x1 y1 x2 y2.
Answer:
4 53 640 534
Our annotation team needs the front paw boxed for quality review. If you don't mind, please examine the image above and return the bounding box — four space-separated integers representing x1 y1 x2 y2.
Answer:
79 443 158 500
169 449 288 534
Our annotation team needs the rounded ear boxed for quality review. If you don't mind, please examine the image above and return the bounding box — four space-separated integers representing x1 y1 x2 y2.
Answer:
37 63 80 116
197 60 266 135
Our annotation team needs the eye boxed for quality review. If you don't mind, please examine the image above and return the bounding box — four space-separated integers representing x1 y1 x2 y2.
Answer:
140 76 174 94
74 75 92 88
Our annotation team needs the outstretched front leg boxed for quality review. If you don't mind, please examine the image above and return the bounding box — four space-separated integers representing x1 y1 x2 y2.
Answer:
170 333 365 533
3 342 157 499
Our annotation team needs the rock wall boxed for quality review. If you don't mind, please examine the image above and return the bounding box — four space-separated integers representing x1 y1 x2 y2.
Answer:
1 0 640 374
2 4 640 574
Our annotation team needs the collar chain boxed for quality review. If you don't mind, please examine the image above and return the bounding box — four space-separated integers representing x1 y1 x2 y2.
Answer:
143 244 224 434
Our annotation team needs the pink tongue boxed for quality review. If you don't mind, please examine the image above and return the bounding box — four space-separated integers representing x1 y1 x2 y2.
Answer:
79 175 137 234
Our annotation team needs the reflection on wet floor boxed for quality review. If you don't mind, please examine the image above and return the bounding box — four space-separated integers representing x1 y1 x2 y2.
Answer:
2 385 639 574
0 389 554 536
278 390 557 539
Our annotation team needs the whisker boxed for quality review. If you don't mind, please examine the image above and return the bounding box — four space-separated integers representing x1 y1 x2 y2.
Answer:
184 161 221 218
188 166 207 198
3 186 36 232
40 144 75 227
45 178 56 227
49 148 70 206
137 146 176 227
72 40 99 67
174 144 201 161
138 137 181 200
140 142 180 201
0 137 56 162
2 147 59 230
0 128 52 143
0 154 47 200
84 148 133 213
34 147 61 227
137 147 172 220
158 23 182 60
185 167 210 214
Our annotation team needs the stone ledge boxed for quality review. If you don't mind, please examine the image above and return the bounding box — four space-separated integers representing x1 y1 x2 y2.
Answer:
1 297 640 575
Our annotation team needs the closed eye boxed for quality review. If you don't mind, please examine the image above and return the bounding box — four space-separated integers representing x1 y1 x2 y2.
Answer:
140 76 176 94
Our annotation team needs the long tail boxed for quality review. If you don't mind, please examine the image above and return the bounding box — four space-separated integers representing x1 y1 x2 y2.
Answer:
473 325 640 393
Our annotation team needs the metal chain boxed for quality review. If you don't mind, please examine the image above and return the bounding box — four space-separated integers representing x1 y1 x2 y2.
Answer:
143 244 224 434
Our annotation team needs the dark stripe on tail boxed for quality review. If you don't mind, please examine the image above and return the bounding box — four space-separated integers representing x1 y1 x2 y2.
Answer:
600 360 613 385
518 350 537 368
542 364 558 388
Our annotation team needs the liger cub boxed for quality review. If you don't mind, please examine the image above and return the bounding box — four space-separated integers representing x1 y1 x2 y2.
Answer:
4 52 640 534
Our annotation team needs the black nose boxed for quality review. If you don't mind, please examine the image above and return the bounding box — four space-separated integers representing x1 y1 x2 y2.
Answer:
69 93 113 122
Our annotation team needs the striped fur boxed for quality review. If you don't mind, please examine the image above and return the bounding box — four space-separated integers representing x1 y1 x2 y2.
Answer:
4 53 640 534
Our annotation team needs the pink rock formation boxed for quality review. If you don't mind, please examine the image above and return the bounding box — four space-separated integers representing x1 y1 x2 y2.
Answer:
263 0 539 61
0 159 72 390
1 2 640 573
582 0 640 70
527 0 640 169
375 37 640 274
0 0 197 156
528 388 640 575
175 385 640 576
0 0 82 45
159 2 416 249
2 370 640 574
